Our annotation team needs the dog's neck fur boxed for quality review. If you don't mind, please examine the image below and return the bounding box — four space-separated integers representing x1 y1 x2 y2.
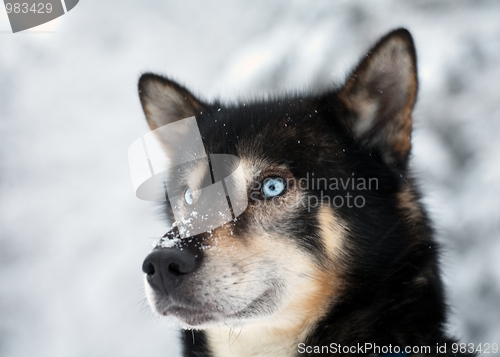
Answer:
205 319 313 357
206 326 299 357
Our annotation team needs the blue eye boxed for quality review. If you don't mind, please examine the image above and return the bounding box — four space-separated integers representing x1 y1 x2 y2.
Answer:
262 177 286 198
184 187 194 206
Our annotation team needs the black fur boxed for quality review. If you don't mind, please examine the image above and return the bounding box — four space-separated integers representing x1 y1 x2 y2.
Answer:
182 330 210 357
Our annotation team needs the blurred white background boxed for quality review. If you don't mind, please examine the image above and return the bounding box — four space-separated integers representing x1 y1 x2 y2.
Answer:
1 1 499 356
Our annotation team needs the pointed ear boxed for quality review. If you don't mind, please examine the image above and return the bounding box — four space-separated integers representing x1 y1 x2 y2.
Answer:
138 73 206 130
338 29 418 167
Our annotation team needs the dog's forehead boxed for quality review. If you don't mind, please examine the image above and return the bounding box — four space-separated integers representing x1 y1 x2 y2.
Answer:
204 108 321 156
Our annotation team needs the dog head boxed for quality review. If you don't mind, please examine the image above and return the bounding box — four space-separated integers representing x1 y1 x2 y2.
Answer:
139 29 422 333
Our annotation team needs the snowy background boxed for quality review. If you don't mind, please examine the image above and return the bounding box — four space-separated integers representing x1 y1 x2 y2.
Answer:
1 1 499 356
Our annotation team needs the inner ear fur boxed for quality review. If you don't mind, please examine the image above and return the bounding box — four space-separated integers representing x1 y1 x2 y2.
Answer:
138 73 206 131
338 28 418 167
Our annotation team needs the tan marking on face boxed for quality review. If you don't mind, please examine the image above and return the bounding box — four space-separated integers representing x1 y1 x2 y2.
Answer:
202 221 251 255
206 237 340 357
239 157 262 191
205 207 345 357
317 205 348 262
205 249 341 357
186 159 209 192
273 265 340 336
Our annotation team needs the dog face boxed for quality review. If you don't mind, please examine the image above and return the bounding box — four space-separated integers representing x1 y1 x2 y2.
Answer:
139 29 420 333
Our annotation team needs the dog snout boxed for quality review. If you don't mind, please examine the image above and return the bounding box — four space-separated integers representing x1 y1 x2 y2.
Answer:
142 246 202 294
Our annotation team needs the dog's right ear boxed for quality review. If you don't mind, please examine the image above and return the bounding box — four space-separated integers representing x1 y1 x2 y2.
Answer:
138 73 206 130
337 29 418 168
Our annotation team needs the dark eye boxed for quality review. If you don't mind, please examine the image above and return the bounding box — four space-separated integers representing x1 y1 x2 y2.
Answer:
262 177 286 197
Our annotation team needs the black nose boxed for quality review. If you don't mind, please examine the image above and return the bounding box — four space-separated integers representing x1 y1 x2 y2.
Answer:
142 247 202 295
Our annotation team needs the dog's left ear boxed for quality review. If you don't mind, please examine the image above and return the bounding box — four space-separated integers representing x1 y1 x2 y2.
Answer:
338 28 417 167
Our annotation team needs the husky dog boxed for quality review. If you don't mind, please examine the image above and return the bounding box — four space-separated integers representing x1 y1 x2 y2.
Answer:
138 29 474 356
